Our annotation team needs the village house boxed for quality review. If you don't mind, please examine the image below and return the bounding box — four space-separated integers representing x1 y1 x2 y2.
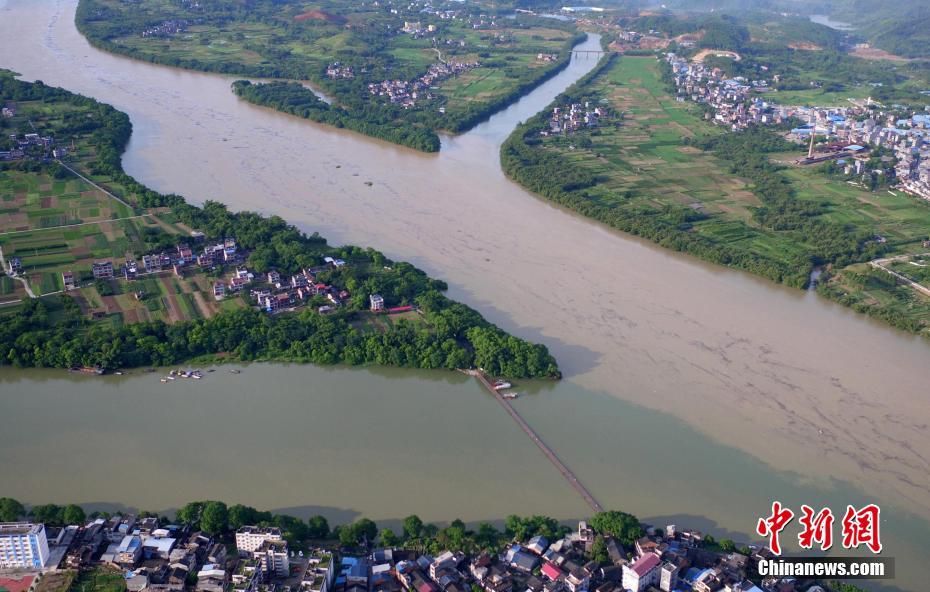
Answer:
115 535 143 567
62 271 76 290
6 256 22 275
370 294 385 311
92 260 114 280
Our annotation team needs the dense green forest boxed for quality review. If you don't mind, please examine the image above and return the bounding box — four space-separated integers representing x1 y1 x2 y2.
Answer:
633 10 929 103
621 13 750 51
232 80 440 152
654 0 930 59
0 72 559 379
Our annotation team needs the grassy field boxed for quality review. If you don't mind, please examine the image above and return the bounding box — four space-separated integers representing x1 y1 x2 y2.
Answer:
1 216 150 292
759 85 873 107
353 309 426 333
35 571 76 592
68 569 125 592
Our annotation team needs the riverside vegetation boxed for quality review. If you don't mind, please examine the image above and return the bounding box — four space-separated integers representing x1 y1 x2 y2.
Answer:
0 71 559 379
75 0 584 152
500 54 930 336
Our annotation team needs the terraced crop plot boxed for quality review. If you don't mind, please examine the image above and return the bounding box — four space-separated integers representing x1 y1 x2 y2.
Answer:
568 57 758 213
0 215 157 295
539 56 812 267
0 170 133 233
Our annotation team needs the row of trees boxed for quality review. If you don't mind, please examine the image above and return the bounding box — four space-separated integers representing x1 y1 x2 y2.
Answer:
0 496 651 559
5 496 761 570
0 498 86 526
0 281 557 378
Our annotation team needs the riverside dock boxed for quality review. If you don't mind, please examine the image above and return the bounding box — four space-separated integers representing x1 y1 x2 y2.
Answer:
467 370 604 513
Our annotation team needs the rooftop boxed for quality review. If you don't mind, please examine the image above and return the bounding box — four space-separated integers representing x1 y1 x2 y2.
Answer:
237 526 282 536
0 523 44 536
629 553 660 577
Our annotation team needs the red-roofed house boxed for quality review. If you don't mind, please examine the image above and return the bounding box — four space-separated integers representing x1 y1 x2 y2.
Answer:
621 553 660 592
541 563 563 582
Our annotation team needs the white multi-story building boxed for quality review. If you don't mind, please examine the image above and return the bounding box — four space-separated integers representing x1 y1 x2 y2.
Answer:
659 562 679 592
621 553 660 592
0 523 49 569
254 540 289 578
235 526 283 554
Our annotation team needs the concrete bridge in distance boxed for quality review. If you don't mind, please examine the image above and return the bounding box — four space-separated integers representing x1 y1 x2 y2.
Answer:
570 49 613 57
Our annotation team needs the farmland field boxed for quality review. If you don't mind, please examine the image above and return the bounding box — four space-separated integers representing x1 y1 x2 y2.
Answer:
0 170 133 233
505 54 930 333
538 56 813 268
76 0 581 143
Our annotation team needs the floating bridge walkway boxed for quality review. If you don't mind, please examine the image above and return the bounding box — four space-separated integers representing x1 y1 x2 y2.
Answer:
467 370 604 513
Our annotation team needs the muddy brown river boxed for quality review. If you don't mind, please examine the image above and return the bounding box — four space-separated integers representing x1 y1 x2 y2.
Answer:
0 1 927 588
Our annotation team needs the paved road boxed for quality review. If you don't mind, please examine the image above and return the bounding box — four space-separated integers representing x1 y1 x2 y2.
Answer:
55 159 133 208
0 245 36 298
870 254 930 298
0 214 149 237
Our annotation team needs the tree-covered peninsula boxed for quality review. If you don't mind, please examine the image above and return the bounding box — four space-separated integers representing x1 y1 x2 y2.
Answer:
231 80 440 153
0 71 560 379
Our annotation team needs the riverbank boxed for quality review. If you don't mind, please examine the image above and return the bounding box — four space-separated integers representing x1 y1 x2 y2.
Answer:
499 54 930 337
0 71 559 379
74 0 583 152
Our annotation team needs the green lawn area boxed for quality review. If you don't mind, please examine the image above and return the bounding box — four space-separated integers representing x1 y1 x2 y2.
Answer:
760 85 872 107
69 568 126 592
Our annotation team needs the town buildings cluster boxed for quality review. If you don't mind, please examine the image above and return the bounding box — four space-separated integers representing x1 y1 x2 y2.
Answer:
665 52 930 201
229 257 350 316
541 101 608 136
326 63 355 80
1 520 335 592
140 20 189 38
367 61 478 109
1 518 833 592
60 232 359 316
1 128 66 162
